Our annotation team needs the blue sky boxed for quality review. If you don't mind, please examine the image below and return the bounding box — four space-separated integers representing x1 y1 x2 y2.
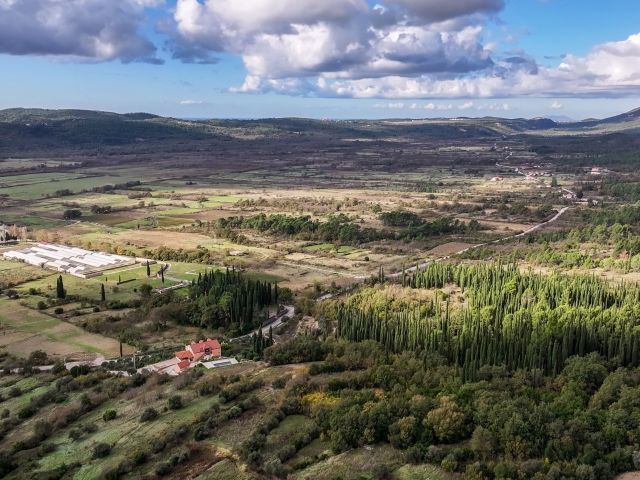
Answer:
1 0 639 119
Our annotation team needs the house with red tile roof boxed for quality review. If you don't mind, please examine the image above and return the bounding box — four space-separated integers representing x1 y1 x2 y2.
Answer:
167 338 222 373
143 338 228 376
187 338 221 359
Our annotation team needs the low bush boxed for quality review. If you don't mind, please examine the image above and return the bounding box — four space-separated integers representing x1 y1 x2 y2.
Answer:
168 395 183 410
93 442 112 459
140 407 158 422
103 409 117 421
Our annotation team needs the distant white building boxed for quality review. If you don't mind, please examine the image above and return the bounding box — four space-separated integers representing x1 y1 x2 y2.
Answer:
590 167 609 176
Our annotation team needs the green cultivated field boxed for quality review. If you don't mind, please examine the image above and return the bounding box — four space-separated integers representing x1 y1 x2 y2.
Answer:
16 272 175 303
0 173 143 200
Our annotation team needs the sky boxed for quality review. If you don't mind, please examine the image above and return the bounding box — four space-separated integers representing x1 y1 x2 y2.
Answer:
1 0 640 119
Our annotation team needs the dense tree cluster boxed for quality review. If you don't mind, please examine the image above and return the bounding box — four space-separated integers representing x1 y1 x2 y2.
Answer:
217 212 478 246
379 209 480 239
337 262 640 377
187 268 277 334
379 210 423 227
218 213 384 245
600 176 640 201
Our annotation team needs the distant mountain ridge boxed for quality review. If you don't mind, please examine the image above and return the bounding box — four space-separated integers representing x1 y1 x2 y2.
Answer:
0 106 639 151
566 107 640 128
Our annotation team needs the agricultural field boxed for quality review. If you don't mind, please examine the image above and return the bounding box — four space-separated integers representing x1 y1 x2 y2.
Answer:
0 298 132 359
0 260 52 289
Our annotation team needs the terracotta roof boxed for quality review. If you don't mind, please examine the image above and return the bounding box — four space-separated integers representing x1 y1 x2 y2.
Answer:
193 352 204 362
189 338 221 355
175 350 194 360
177 360 191 370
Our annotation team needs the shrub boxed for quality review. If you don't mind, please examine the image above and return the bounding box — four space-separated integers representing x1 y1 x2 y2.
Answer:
194 426 209 441
170 448 191 466
39 443 57 455
52 362 66 374
272 375 290 389
277 445 296 463
83 422 98 434
69 365 90 377
37 301 47 310
494 461 518 479
54 307 64 314
18 404 37 419
0 452 16 478
8 387 21 398
263 458 286 477
128 373 147 388
154 462 172 476
168 395 183 410
130 450 147 465
373 464 392 480
441 454 459 473
103 409 117 421
140 407 158 422
93 442 112 459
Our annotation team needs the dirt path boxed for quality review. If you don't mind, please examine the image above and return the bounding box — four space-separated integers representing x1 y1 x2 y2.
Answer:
617 473 640 480
229 305 295 342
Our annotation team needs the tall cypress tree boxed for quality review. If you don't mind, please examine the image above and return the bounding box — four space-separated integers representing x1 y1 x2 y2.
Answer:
100 283 106 302
56 275 66 299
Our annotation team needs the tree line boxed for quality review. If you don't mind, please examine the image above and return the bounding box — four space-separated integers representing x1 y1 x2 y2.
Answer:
217 212 478 246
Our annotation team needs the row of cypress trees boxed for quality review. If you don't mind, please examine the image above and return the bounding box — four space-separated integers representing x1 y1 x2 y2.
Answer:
337 262 640 379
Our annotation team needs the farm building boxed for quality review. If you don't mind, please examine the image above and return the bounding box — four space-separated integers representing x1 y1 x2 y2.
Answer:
3 243 136 278
175 338 222 363
143 338 227 376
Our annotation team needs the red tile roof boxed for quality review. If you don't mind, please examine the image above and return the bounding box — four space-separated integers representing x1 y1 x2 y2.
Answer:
193 352 204 362
175 350 194 360
189 338 221 355
177 360 191 370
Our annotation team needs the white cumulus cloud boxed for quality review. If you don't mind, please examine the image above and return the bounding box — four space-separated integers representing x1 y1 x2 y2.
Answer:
0 0 162 63
167 1 640 100
169 0 497 85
